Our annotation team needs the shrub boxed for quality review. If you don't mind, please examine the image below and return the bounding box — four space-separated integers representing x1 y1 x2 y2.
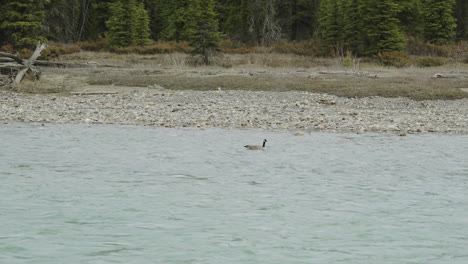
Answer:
375 51 413 68
219 40 256 54
0 44 15 53
40 44 81 60
109 41 192 54
406 37 453 57
342 52 353 67
272 40 320 56
19 48 33 59
77 38 108 51
414 57 446 67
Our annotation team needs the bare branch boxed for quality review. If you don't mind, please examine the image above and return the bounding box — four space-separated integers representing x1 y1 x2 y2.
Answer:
0 51 25 64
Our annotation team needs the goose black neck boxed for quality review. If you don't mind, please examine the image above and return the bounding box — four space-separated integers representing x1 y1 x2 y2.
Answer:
262 140 266 147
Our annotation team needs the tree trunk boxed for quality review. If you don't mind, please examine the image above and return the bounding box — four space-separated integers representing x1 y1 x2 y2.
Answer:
0 42 48 85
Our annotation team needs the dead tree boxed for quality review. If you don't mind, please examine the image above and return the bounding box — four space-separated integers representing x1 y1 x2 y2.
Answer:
0 42 48 85
0 41 121 87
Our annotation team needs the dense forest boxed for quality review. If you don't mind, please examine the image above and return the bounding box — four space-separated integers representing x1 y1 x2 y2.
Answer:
0 0 467 57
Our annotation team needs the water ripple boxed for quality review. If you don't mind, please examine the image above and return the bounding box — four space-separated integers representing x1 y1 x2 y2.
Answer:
0 124 467 264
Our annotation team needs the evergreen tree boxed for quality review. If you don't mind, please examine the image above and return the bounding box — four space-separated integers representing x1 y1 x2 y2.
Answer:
0 0 47 48
132 1 151 46
454 0 468 40
398 0 424 36
216 0 250 42
85 0 113 41
185 0 223 64
342 0 363 54
106 0 150 47
360 0 405 55
143 0 164 40
106 0 132 47
422 0 457 44
294 0 320 41
158 0 189 41
44 0 81 43
318 0 344 55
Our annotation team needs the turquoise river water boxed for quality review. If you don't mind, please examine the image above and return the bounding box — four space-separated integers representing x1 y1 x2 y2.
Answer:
1 123 467 264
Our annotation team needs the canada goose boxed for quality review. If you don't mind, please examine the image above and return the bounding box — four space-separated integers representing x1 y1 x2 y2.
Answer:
244 139 267 150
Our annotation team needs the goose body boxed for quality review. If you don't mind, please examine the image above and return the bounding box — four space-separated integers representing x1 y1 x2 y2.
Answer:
244 139 267 150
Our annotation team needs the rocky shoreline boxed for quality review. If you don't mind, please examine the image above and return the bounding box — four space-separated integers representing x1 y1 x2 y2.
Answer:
1 89 467 134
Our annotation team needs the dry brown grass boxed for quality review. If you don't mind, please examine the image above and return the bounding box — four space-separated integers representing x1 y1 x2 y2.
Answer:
5 51 467 100
83 67 467 100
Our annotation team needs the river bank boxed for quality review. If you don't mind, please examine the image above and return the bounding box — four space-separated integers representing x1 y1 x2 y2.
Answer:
1 89 467 134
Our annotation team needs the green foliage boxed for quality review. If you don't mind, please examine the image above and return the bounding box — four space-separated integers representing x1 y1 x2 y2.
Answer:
40 43 81 60
184 0 223 64
342 0 363 54
106 0 132 47
109 41 191 54
375 51 412 67
133 1 151 46
454 0 468 40
1 0 468 58
318 0 344 55
375 51 448 67
77 37 109 51
217 0 250 42
272 40 321 56
0 0 47 48
398 0 424 36
106 0 151 47
318 0 405 56
415 57 446 67
85 1 113 41
291 0 321 41
361 0 406 55
422 0 457 44
406 36 453 56
44 0 81 42
342 52 353 67
158 0 189 41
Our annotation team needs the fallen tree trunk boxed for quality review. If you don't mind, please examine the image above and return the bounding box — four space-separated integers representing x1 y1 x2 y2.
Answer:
0 42 122 87
33 60 122 68
0 42 48 85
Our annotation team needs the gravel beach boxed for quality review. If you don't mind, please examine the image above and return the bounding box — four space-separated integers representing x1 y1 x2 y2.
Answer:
1 89 467 134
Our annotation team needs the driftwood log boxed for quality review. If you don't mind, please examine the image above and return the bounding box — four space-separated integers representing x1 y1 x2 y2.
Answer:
0 42 48 85
0 41 121 87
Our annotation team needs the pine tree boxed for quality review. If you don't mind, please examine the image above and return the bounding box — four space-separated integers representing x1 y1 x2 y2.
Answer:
454 0 468 40
398 0 424 37
342 0 363 54
294 0 320 41
143 0 164 40
158 0 189 41
132 1 151 46
84 0 113 41
0 0 47 48
44 0 81 43
360 0 405 55
106 0 132 47
318 0 344 55
216 0 250 42
106 0 150 47
185 0 223 64
422 0 457 44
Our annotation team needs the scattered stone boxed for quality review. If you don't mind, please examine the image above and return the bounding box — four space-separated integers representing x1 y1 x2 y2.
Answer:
0 90 467 134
